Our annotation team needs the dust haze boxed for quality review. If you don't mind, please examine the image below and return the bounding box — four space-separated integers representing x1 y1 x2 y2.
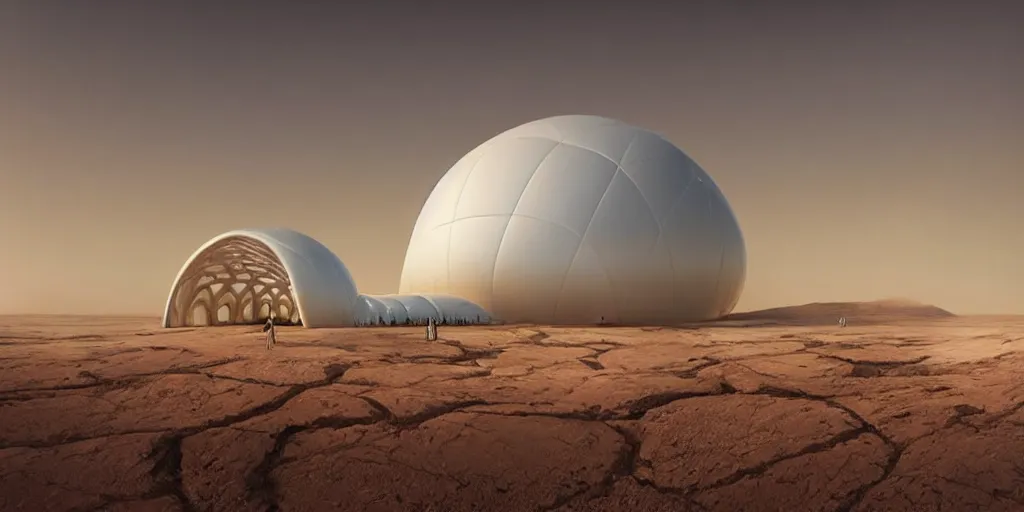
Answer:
0 1 1020 316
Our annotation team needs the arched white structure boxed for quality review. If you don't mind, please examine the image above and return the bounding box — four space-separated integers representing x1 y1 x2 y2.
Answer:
355 295 391 326
354 294 491 326
163 228 493 328
376 296 410 325
399 115 746 325
163 229 361 328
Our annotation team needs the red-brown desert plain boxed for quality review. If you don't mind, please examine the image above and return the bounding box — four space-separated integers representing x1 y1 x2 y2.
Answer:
2 302 1024 512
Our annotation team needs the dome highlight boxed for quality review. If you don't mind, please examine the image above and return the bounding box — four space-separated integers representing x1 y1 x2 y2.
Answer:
399 115 746 325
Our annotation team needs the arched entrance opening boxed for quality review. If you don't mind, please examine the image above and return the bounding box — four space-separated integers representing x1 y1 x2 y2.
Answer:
165 236 302 327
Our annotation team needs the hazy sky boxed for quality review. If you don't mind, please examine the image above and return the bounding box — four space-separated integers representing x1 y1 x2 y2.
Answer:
1 1 1021 316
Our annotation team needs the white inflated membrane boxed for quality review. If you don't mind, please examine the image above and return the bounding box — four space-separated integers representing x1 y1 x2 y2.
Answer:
399 115 746 325
353 294 491 326
163 228 361 328
163 228 492 328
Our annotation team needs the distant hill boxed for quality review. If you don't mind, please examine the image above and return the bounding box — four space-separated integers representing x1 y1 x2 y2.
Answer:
717 299 955 326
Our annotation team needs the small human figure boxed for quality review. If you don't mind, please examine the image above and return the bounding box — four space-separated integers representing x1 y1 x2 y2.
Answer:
426 317 437 341
838 316 847 328
263 313 277 350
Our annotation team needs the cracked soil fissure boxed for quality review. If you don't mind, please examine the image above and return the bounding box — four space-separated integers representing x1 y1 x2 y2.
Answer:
0 358 932 511
5 319 1024 512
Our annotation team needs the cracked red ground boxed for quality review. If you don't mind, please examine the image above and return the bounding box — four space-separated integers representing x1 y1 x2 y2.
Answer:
2 313 1024 512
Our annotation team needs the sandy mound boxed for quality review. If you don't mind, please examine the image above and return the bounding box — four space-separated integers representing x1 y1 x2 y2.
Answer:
720 299 955 326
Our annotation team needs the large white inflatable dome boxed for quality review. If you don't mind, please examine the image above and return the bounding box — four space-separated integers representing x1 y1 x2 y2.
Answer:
399 115 746 325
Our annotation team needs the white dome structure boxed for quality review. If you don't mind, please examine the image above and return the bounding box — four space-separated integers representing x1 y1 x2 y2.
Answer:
163 228 491 328
399 115 746 325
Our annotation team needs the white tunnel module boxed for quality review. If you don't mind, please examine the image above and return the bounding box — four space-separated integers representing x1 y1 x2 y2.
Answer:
353 294 492 326
163 228 492 328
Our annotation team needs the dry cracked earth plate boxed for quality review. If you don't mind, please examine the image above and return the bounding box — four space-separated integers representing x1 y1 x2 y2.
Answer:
2 313 1024 512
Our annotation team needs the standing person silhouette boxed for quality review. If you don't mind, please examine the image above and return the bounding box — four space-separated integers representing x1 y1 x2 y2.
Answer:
426 317 437 341
263 312 277 350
